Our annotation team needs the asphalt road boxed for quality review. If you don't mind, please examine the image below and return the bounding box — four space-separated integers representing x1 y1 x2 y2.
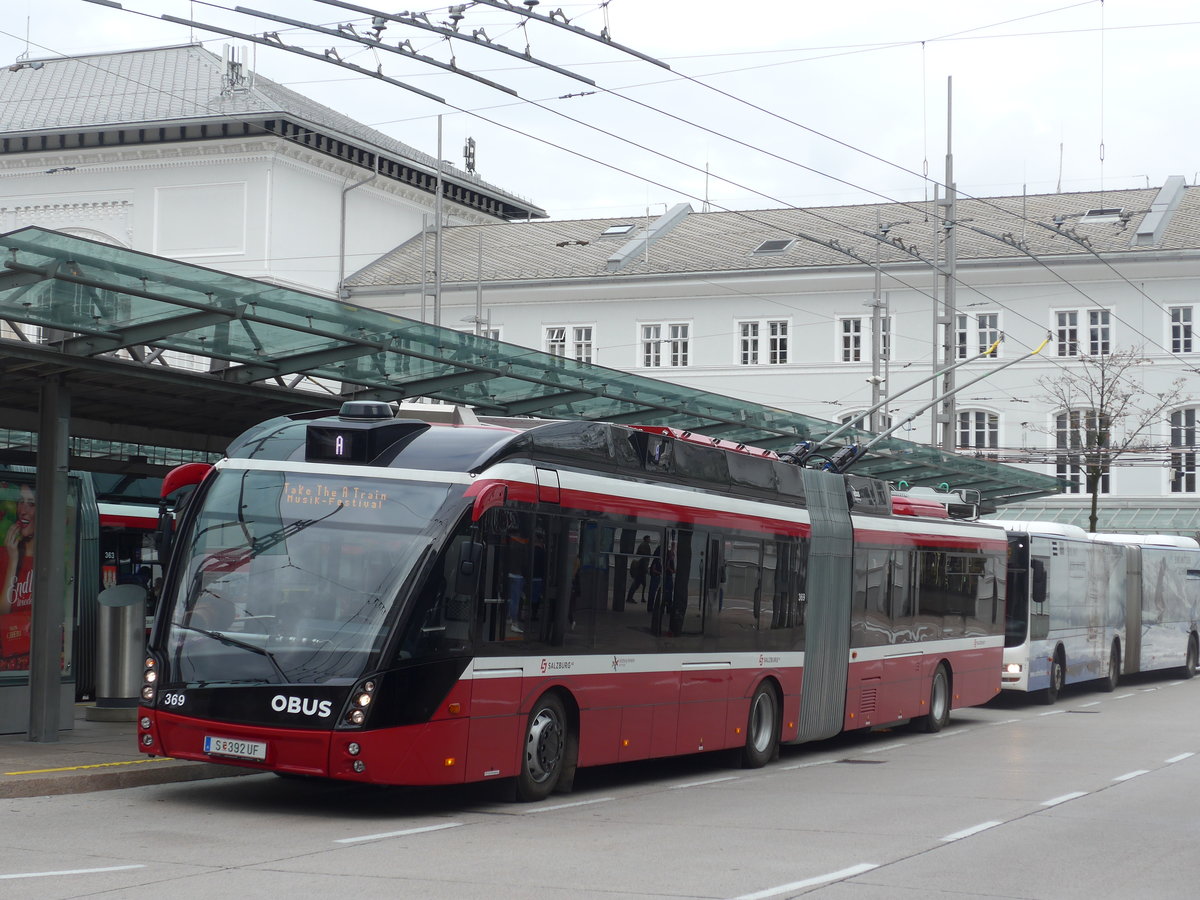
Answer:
3 671 1198 899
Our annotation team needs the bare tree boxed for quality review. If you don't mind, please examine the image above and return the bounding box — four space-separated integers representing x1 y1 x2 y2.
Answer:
1033 348 1188 533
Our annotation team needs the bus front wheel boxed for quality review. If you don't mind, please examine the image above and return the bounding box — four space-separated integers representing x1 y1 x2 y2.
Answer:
516 693 568 802
740 681 780 768
1042 652 1064 704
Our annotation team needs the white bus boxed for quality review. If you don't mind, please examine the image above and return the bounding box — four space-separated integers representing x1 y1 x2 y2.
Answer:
995 520 1200 702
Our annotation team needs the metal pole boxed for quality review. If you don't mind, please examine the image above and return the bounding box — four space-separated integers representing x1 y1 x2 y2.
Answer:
930 183 940 445
434 115 444 328
28 376 69 742
475 230 483 336
869 209 883 431
940 76 958 452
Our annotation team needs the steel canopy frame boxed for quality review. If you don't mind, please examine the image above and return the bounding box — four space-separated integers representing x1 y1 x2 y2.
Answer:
0 227 1061 506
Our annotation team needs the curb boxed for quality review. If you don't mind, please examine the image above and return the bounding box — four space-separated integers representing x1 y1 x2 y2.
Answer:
0 759 255 799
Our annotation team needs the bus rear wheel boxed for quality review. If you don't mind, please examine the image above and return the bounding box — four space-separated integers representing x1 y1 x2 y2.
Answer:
1183 636 1198 679
516 693 568 802
740 681 779 768
920 664 951 733
1100 641 1120 692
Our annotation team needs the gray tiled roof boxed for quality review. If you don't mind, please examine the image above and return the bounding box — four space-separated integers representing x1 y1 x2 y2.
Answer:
348 183 1200 286
0 43 541 214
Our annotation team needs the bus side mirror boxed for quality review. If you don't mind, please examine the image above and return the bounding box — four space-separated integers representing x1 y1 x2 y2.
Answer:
455 541 483 594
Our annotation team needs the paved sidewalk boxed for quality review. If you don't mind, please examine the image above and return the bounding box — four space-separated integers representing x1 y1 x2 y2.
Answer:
0 704 248 798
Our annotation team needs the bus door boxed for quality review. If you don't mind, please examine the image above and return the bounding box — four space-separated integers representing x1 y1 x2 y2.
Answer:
464 508 528 780
673 529 732 755
883 548 923 721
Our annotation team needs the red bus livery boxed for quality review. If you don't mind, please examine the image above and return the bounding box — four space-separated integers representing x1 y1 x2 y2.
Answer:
137 403 1006 800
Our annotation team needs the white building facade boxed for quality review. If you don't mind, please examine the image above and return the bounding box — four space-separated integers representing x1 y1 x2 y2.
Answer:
345 181 1200 535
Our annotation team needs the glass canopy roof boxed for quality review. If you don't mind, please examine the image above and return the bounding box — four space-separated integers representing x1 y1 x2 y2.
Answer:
0 227 1062 506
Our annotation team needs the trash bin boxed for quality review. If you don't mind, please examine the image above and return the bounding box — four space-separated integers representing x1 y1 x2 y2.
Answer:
85 583 146 722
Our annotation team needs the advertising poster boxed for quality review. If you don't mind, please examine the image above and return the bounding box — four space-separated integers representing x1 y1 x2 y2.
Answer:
0 480 35 672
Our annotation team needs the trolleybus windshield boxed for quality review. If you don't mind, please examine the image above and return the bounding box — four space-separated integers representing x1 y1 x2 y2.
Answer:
165 467 456 685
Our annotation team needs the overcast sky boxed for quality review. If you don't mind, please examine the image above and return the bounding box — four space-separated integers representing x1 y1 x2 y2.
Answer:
2 0 1197 220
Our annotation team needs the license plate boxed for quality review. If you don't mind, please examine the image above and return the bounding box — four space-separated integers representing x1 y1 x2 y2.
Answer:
204 735 267 761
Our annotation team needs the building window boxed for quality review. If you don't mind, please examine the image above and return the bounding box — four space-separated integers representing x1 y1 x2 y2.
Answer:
546 325 593 362
545 326 567 357
739 322 759 365
956 312 1000 358
1088 309 1111 355
1170 407 1198 493
738 320 789 365
572 326 593 363
1170 306 1194 354
957 410 998 459
1055 408 1110 494
641 323 689 367
1055 311 1079 356
840 317 863 362
668 323 689 367
769 320 789 365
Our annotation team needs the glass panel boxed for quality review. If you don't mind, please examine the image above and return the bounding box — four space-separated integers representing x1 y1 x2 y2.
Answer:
0 228 1063 508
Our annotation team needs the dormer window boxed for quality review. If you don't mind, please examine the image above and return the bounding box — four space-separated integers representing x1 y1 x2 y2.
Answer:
1079 207 1124 224
753 239 794 255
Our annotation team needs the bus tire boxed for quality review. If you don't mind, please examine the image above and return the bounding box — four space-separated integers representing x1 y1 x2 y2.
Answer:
1183 635 1198 679
516 693 568 802
920 664 951 733
740 681 780 769
1041 651 1064 704
1100 640 1120 692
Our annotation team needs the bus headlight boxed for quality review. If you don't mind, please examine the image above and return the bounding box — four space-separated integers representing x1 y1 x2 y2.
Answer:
1004 663 1023 674
340 676 379 729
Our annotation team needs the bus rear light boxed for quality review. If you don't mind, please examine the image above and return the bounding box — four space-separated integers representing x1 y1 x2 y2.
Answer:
348 710 366 725
447 702 461 715
444 757 456 768
352 760 366 773
140 717 151 730
141 733 154 747
347 742 361 756
141 685 156 702
355 692 372 708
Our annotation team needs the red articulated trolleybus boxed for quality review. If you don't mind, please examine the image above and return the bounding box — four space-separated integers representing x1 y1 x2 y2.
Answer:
137 402 1007 800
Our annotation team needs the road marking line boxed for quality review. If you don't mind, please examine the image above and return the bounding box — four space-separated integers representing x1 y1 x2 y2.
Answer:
780 760 833 770
1113 770 1149 782
4 757 175 776
1166 753 1195 764
934 728 969 738
1077 701 1101 708
1041 791 1087 807
861 743 905 754
0 865 145 880
731 863 878 899
670 775 739 790
991 718 1020 725
334 823 462 844
941 821 1002 842
516 797 614 813
1114 693 1136 700
1038 709 1065 717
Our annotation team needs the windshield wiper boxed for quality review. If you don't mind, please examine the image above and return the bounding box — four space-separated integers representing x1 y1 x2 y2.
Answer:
174 623 290 684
